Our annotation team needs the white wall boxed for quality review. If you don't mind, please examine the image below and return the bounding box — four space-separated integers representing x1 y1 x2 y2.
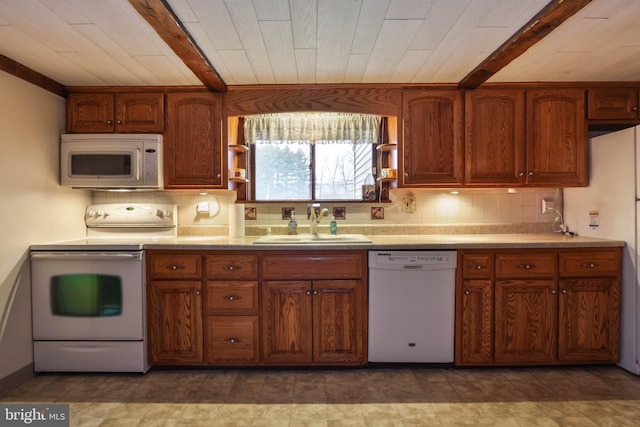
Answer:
0 72 88 382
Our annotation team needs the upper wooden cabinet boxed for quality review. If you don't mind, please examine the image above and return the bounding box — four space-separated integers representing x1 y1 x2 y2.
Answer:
67 92 164 133
464 89 526 185
525 89 587 186
164 92 224 189
588 88 639 121
401 90 463 186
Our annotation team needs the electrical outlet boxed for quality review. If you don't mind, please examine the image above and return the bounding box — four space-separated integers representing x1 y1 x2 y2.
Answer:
402 196 416 213
541 198 555 214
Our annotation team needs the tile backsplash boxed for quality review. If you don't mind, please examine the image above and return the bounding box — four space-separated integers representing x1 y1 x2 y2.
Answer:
92 187 562 236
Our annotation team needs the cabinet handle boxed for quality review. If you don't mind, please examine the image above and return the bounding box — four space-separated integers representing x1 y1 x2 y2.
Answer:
223 265 241 271
223 295 241 301
168 264 183 270
582 262 599 268
517 263 535 269
226 338 240 343
464 290 470 295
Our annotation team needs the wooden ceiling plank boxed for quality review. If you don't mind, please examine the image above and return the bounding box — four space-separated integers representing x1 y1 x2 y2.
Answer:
0 53 67 98
128 0 227 92
458 0 593 89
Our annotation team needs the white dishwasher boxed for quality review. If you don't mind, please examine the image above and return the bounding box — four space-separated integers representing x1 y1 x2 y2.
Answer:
368 250 456 363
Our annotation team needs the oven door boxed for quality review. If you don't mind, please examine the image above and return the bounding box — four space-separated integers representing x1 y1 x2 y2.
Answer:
31 251 144 340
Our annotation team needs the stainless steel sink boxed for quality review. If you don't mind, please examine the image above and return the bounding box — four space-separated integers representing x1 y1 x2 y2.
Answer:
252 233 372 245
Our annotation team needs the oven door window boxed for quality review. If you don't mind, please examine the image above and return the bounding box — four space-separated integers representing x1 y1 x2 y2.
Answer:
51 274 122 317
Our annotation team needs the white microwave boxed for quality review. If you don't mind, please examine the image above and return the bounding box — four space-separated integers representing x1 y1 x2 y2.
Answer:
60 134 163 190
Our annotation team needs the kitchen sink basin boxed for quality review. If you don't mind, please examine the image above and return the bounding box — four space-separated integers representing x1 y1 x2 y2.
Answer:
252 233 372 245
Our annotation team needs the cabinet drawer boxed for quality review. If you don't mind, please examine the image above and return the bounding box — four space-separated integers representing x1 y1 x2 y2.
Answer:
206 281 259 314
148 254 202 279
262 253 364 279
461 253 493 278
495 253 556 278
206 255 258 280
559 250 621 277
207 316 259 364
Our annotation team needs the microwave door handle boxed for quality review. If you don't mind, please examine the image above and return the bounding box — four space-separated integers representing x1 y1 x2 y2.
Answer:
136 148 141 182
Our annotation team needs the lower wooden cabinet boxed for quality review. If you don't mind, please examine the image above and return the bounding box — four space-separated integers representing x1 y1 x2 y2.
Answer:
456 248 621 366
148 279 204 364
147 249 367 367
262 279 364 365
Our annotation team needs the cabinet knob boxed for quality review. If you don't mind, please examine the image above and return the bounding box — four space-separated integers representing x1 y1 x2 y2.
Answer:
306 290 312 296
551 289 556 294
223 265 240 271
404 172 409 177
633 106 638 111
528 171 534 176
195 290 201 295
582 263 598 268
226 338 240 343
517 264 535 270
464 290 470 295
518 172 524 177
106 120 112 124
475 265 483 270
562 289 567 294
313 290 319 295
223 295 240 301
217 173 222 178
117 120 122 124
169 264 183 270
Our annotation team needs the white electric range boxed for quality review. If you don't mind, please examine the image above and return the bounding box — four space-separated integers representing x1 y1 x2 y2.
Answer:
30 203 177 373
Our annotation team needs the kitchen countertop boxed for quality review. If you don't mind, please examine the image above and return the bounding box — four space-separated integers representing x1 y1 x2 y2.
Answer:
144 233 625 250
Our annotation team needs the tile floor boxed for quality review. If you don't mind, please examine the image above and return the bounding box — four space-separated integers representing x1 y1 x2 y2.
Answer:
2 365 640 426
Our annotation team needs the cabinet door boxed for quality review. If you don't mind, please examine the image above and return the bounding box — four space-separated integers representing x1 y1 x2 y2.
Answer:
165 92 224 188
494 279 556 364
526 89 587 186
464 89 526 185
116 93 164 132
148 280 203 364
262 281 313 364
67 93 115 132
558 278 621 363
402 90 463 186
459 280 494 364
588 88 639 120
312 280 365 364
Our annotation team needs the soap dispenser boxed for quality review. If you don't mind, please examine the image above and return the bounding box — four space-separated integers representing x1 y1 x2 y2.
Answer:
287 212 298 235
329 216 337 235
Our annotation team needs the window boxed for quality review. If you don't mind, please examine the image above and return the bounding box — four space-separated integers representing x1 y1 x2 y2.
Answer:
245 113 381 201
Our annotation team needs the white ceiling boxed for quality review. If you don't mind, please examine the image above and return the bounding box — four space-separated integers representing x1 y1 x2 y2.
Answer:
0 0 638 88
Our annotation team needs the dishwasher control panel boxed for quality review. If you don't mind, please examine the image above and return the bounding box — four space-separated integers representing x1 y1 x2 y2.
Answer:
369 250 456 270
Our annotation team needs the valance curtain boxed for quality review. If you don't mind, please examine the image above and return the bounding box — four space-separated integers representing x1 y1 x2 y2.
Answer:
244 112 381 145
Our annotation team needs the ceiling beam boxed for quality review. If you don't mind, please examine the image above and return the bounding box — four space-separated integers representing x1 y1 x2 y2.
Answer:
128 0 227 92
0 53 67 98
458 0 593 89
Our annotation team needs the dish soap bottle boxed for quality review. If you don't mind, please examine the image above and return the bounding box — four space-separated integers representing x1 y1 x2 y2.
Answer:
329 216 337 235
287 212 298 235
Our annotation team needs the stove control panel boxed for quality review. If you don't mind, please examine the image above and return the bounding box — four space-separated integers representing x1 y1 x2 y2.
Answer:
85 203 177 228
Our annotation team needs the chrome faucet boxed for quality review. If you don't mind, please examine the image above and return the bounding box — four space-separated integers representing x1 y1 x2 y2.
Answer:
308 203 329 236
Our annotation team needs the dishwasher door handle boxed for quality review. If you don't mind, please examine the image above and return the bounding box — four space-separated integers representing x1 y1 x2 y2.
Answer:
403 265 424 270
